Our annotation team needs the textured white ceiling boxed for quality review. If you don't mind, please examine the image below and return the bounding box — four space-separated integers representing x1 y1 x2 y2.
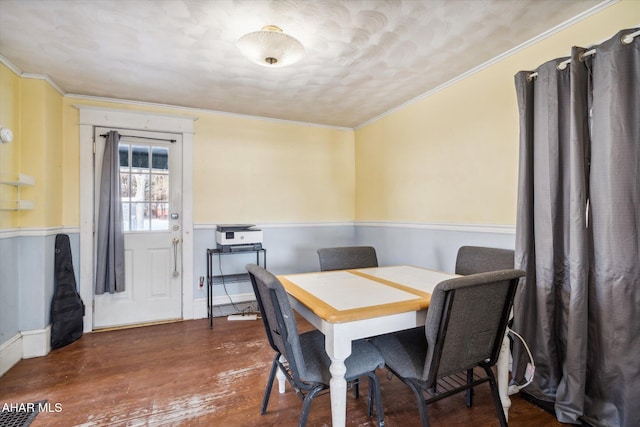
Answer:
0 0 607 128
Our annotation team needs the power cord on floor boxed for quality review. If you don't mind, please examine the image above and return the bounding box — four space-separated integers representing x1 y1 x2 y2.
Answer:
215 255 261 316
217 254 251 314
507 328 536 395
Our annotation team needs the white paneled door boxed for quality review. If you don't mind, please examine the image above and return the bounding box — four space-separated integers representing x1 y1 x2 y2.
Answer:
93 127 183 329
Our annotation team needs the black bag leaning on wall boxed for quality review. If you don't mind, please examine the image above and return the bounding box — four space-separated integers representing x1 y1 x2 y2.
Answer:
51 234 85 349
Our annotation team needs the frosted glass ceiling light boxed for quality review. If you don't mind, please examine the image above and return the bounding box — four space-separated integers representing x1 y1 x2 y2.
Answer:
237 25 304 67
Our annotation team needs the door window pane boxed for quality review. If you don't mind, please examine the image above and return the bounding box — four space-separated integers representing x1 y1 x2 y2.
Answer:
152 147 169 170
150 203 169 230
130 202 148 231
119 145 129 167
121 203 131 232
129 173 148 201
118 141 170 231
120 173 131 199
150 175 168 202
131 145 149 169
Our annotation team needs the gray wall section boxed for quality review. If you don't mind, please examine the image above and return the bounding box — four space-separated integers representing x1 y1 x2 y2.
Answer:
0 236 20 343
0 233 80 344
18 236 47 331
356 225 516 273
261 225 356 274
1 224 513 349
193 225 356 300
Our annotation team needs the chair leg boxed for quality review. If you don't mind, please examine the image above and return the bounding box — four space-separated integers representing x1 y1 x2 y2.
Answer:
405 380 430 427
367 377 374 417
298 385 324 427
365 373 385 427
466 368 474 407
261 354 279 414
484 366 508 427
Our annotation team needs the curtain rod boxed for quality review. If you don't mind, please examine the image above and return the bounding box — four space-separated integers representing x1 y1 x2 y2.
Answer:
527 29 639 81
99 132 176 143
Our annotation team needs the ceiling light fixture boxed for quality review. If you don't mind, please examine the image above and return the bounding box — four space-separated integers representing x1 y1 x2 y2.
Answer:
237 25 305 67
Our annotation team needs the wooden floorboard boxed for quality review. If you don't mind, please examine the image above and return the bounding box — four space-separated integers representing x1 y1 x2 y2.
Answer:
0 317 567 426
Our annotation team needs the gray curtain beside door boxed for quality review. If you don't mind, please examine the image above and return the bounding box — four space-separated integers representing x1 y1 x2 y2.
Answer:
512 28 639 427
95 130 125 294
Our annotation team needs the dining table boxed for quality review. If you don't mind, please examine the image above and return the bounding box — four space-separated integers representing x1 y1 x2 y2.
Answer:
277 265 514 427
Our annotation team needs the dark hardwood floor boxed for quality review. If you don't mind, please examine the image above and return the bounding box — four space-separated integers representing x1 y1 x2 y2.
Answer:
0 317 565 426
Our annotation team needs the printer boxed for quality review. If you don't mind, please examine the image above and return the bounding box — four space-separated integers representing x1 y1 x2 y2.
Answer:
216 224 263 252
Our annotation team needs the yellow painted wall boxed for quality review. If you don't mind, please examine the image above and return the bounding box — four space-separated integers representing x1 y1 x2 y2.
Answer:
20 79 64 227
62 98 354 226
0 64 21 228
0 65 63 228
194 114 354 224
5 0 638 230
61 101 81 227
354 0 640 225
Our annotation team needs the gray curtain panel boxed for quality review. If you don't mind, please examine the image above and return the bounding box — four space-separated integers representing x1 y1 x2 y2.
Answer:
95 130 126 294
512 28 639 427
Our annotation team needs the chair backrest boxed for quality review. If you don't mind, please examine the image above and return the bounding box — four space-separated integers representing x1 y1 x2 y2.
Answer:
246 263 310 381
455 246 514 275
422 269 524 386
317 246 378 271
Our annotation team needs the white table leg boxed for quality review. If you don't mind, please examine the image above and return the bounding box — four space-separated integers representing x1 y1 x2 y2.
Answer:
277 355 286 393
497 332 511 420
325 327 352 427
329 358 348 426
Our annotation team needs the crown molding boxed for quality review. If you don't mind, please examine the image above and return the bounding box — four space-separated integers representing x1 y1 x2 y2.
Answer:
68 94 353 131
0 55 66 95
0 53 22 75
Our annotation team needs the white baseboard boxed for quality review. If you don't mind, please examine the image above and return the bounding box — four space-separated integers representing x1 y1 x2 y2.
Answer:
193 298 208 319
0 333 22 377
1 326 52 377
193 292 256 319
21 325 51 359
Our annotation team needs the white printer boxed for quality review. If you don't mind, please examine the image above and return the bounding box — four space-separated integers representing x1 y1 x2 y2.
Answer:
215 224 263 252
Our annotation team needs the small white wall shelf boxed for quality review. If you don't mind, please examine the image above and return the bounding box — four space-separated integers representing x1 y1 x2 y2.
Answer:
0 173 35 210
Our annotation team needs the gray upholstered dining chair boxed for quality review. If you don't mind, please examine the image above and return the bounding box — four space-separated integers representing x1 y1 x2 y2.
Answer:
371 269 524 427
246 263 386 427
317 246 378 271
455 246 514 275
454 245 515 405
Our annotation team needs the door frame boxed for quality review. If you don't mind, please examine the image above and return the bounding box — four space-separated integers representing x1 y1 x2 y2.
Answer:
77 105 196 332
